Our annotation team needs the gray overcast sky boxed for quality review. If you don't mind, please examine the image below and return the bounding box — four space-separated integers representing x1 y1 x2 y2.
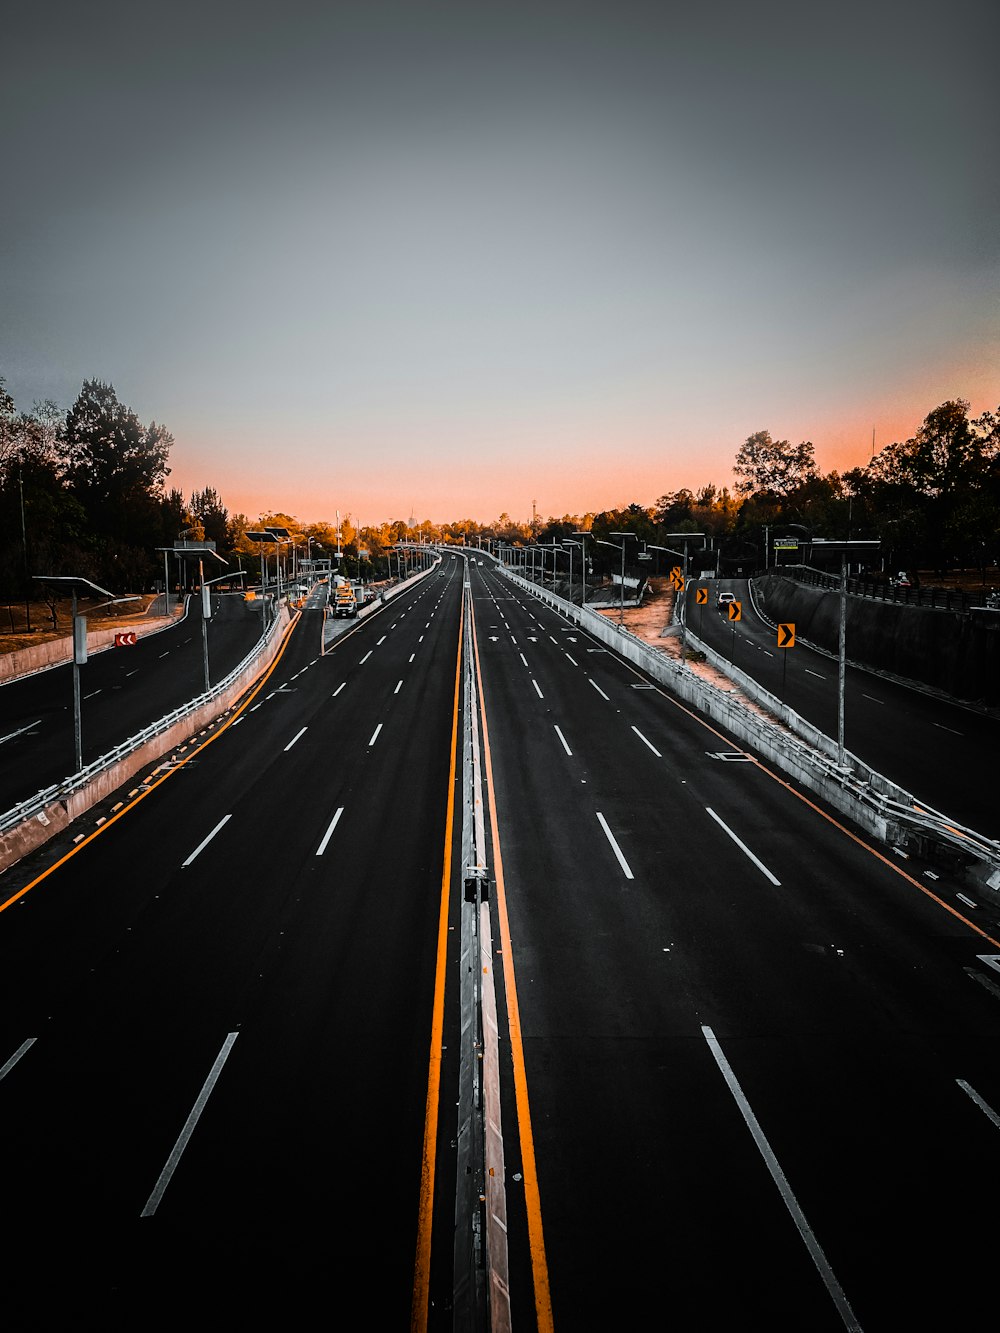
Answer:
2 0 997 523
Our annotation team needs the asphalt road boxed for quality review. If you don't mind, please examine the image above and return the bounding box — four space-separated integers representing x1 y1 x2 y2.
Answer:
0 561 465 1328
1 554 999 1331
0 593 265 815
685 577 1000 842
465 562 1000 1330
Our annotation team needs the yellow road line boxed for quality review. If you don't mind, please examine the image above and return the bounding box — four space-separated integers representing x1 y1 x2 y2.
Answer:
411 587 463 1332
0 614 301 915
471 588 555 1331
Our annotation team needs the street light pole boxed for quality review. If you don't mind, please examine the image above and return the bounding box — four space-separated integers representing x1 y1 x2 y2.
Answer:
573 532 591 609
610 532 637 625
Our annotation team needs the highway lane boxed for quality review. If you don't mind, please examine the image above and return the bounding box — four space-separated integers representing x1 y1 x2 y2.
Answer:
686 577 1000 841
0 559 465 1329
467 560 1000 1330
0 593 265 815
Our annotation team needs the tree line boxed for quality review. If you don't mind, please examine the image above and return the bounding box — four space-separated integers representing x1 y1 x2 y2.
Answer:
2 375 997 609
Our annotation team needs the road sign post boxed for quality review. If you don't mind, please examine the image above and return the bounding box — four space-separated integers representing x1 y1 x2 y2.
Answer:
777 623 795 699
728 599 741 663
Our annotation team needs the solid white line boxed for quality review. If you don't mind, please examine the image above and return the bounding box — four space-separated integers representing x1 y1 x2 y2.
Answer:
631 726 662 757
531 679 544 699
394 679 403 694
332 682 345 696
369 723 383 746
956 1079 1000 1128
519 652 529 667
182 815 232 867
805 669 825 680
554 726 572 756
702 1026 861 1331
141 1032 240 1217
0 1037 36 1081
316 807 345 855
284 727 307 752
705 807 781 884
596 812 634 879
360 651 372 663
588 678 610 700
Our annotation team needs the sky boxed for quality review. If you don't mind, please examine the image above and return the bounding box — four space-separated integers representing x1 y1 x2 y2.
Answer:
2 0 998 527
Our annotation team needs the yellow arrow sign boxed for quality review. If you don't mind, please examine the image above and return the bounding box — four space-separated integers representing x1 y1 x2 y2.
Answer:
777 623 795 648
695 587 708 605
727 601 742 621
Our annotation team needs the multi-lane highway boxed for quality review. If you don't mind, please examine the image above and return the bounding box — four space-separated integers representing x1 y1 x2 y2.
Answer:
2 554 999 1331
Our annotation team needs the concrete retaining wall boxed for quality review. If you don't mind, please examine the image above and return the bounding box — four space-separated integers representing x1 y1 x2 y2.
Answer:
1 607 185 684
754 575 1000 706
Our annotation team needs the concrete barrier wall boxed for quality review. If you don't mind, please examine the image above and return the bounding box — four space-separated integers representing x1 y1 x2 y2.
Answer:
754 575 1000 705
0 608 185 684
0 606 294 875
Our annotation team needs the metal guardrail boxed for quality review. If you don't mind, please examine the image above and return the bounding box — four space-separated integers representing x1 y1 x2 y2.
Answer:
772 563 1000 613
0 611 287 837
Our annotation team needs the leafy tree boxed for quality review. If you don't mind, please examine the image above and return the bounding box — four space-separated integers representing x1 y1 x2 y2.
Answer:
57 379 172 552
191 487 229 549
733 430 818 499
859 400 1000 570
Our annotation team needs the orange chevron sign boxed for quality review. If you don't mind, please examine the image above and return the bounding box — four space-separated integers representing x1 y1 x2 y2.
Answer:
695 587 708 605
727 601 742 621
777 623 795 648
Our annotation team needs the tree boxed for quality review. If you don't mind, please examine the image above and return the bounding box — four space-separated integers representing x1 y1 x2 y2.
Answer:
733 431 818 499
191 487 229 549
861 400 1000 569
57 379 172 549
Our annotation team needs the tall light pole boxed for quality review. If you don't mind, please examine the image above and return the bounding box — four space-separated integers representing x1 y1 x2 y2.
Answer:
33 575 140 772
561 540 579 601
596 537 628 624
810 539 880 767
610 532 637 625
572 531 591 609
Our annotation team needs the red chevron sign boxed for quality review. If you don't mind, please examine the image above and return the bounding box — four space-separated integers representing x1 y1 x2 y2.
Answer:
114 632 137 647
